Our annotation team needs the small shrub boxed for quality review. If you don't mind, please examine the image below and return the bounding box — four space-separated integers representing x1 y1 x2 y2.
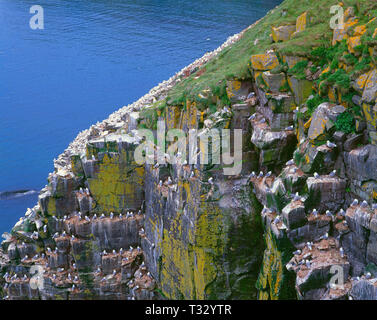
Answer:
335 112 355 134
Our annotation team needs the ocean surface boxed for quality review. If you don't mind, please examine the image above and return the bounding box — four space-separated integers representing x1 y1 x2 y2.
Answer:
0 0 281 235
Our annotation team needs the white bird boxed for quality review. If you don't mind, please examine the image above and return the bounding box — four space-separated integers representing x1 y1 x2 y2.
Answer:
273 216 281 225
286 159 294 166
293 192 301 201
361 200 368 208
326 141 337 148
329 170 337 177
290 168 297 174
351 199 359 207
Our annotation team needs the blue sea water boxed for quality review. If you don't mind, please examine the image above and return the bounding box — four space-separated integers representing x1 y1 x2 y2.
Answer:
0 0 281 235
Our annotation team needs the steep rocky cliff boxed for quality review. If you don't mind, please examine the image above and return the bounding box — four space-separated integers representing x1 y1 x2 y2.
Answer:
1 0 377 300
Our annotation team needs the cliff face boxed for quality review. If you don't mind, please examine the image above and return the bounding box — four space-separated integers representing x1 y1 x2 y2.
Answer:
1 0 377 300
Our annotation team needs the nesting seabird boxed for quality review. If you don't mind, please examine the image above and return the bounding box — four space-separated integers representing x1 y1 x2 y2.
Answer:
248 114 256 121
293 192 301 201
286 159 294 166
326 141 337 148
329 170 336 177
361 200 368 208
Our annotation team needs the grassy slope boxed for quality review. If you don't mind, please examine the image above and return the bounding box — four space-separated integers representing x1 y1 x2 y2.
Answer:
166 0 377 109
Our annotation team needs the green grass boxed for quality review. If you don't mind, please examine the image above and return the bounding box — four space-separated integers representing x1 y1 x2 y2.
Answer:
164 0 370 110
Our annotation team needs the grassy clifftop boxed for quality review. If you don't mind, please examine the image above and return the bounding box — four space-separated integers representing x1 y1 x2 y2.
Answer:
164 0 377 122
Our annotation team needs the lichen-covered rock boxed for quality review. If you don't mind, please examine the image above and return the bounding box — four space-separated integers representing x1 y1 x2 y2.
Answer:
226 80 252 103
271 25 296 42
250 52 279 71
287 77 312 105
362 69 377 104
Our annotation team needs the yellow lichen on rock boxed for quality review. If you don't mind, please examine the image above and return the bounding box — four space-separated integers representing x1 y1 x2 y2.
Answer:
347 36 361 54
250 52 279 71
271 25 296 42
